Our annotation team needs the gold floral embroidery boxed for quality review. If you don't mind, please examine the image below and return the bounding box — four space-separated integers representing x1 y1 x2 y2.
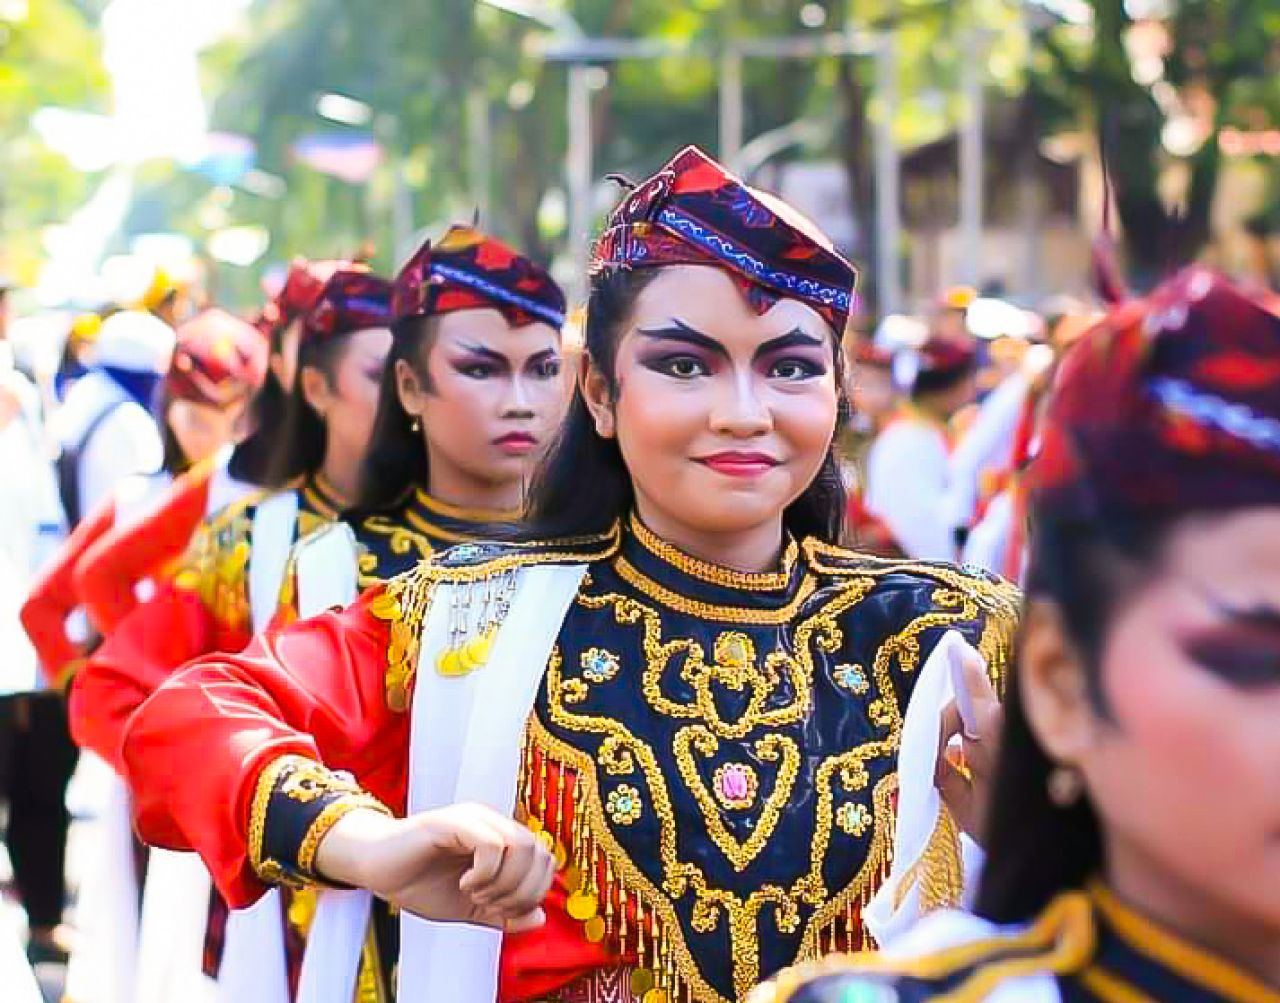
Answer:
357 515 434 579
606 785 643 826
832 663 870 696
835 802 872 837
576 583 877 740
280 759 363 804
712 763 759 811
530 707 898 1003
531 552 1016 1001
581 647 621 683
675 728 800 871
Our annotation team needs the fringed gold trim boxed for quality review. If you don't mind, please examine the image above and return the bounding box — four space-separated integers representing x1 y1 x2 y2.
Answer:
891 802 963 914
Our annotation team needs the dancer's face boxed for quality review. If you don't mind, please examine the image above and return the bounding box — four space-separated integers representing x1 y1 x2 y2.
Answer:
167 398 248 466
586 264 839 546
1022 508 1280 935
397 308 565 498
302 326 393 481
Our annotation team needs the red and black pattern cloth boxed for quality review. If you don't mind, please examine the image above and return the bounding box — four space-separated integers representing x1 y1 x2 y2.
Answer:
591 145 858 335
1028 267 1280 524
166 308 268 408
254 258 361 340
301 270 394 345
391 224 566 329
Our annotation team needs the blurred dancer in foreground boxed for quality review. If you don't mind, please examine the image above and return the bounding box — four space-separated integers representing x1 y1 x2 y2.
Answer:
756 269 1280 1001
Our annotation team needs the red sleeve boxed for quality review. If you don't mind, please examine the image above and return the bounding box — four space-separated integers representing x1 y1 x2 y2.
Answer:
20 498 116 688
120 585 408 909
69 579 229 772
75 467 212 636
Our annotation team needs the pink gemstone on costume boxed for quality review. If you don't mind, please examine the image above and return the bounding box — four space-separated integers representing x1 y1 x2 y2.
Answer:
718 764 751 802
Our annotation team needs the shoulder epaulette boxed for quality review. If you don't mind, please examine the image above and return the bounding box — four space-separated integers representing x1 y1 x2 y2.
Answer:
367 527 618 712
801 539 1021 691
753 893 1094 1003
424 526 621 582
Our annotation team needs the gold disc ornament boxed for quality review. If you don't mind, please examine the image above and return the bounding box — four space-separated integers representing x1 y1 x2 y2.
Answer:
565 890 598 921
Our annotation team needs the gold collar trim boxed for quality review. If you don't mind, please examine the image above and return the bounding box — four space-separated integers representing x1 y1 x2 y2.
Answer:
1090 882 1280 1003
302 473 345 520
628 513 798 592
413 487 519 525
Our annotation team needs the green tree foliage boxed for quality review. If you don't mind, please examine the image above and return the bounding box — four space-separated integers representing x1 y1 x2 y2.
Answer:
1033 0 1279 283
0 0 109 276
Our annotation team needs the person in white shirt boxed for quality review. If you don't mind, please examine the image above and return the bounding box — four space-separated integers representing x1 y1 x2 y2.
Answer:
0 283 74 967
2 309 171 964
864 335 977 561
50 310 175 527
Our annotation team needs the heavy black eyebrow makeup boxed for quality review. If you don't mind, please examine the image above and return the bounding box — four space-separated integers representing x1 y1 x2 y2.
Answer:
455 341 508 363
636 319 823 360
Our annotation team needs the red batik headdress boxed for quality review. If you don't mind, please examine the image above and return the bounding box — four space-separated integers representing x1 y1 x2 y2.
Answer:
591 145 858 335
391 225 566 330
255 258 363 340
166 309 268 408
301 270 395 345
1028 267 1280 523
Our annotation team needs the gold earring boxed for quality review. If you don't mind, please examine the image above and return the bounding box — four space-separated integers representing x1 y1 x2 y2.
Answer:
1048 766 1084 807
411 416 421 433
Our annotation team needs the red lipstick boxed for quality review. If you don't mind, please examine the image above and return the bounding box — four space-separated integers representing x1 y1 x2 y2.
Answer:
695 451 780 478
494 431 538 456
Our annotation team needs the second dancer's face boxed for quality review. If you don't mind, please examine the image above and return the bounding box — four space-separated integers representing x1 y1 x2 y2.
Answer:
405 308 565 497
595 264 839 545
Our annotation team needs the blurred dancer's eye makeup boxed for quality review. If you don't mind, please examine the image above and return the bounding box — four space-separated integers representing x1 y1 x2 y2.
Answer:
1182 594 1280 689
526 350 562 380
451 342 508 380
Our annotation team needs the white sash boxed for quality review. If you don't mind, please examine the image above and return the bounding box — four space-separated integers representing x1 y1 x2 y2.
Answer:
865 630 987 946
398 563 588 1002
62 768 139 1003
291 523 373 1003
216 491 303 1003
1 900 42 1003
132 851 217 1003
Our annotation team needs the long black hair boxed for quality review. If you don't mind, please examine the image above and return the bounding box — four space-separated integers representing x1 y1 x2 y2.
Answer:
976 509 1173 923
356 314 435 511
156 384 192 476
265 326 361 488
518 266 849 543
228 318 294 485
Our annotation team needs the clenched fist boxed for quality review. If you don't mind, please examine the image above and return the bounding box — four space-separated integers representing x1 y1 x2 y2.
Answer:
315 802 556 932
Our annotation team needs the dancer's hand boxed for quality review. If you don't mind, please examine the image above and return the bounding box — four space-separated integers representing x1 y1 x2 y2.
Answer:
935 649 1003 843
315 802 555 931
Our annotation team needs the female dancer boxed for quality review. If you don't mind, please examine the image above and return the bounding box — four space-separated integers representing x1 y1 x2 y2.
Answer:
337 222 569 583
754 269 1280 1001
67 258 360 642
118 148 1018 1003
21 308 265 688
77 228 568 999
